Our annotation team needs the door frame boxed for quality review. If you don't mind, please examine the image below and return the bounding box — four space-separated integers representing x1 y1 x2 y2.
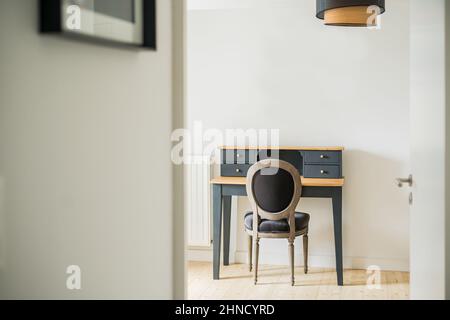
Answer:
172 0 188 300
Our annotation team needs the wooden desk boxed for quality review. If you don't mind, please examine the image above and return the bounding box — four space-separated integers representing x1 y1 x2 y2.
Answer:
211 176 345 187
210 146 345 286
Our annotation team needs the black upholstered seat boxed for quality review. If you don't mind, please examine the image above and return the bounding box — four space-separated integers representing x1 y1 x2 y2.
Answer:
244 211 310 233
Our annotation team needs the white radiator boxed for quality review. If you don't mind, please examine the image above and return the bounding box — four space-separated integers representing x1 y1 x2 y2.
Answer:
187 158 211 247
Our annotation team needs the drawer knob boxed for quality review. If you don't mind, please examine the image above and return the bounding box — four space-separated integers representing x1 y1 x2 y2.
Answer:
236 169 241 173
320 170 328 175
320 154 328 159
237 154 241 158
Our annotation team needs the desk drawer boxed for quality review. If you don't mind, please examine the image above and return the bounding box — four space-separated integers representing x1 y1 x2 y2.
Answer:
303 151 341 164
221 164 252 177
221 149 257 164
303 164 341 178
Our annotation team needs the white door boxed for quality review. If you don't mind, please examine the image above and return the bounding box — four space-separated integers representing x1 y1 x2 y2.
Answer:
409 0 447 300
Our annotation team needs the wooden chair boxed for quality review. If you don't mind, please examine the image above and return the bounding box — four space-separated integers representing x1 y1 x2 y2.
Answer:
245 159 310 286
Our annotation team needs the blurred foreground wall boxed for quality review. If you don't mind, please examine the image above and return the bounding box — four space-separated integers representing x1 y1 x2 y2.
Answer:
0 0 176 299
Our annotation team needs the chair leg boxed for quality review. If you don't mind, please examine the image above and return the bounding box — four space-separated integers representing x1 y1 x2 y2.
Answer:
289 239 295 286
303 234 309 274
248 235 253 272
254 237 259 285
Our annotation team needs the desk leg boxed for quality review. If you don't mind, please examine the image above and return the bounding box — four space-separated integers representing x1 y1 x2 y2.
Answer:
223 196 232 266
332 187 344 286
213 184 222 280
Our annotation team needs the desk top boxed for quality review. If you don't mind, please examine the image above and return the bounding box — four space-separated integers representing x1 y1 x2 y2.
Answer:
219 146 344 151
210 176 345 187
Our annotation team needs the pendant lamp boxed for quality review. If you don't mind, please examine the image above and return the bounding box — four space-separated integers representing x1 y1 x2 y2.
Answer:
316 0 386 27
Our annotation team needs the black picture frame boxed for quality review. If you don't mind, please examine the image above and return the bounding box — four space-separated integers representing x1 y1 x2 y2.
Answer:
40 0 157 50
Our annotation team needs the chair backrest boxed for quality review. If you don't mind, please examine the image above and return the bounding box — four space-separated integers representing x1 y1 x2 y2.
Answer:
246 160 302 236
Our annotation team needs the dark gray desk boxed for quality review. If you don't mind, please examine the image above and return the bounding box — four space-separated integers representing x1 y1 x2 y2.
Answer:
210 147 345 286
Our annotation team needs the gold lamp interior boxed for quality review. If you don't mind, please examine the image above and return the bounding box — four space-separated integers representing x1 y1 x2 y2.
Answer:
324 6 378 27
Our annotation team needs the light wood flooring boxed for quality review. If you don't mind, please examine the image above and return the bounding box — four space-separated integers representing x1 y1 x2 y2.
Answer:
188 261 409 300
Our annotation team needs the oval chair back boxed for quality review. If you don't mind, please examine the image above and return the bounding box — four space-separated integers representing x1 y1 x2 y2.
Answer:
246 159 302 241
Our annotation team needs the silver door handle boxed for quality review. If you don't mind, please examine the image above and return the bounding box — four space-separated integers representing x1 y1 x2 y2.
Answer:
396 175 413 188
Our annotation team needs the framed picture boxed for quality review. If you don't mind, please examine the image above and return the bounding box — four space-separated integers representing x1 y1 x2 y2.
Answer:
40 0 156 49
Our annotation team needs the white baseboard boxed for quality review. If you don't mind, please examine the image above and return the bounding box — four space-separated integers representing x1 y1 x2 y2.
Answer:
188 247 213 262
188 248 409 272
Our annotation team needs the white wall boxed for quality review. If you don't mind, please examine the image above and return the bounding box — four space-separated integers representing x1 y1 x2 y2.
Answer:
0 0 175 299
187 0 411 271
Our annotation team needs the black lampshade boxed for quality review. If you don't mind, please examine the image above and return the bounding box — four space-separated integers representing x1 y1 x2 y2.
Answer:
316 0 386 27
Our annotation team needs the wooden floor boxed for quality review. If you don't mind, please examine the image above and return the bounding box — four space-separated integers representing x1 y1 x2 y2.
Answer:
188 261 409 300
